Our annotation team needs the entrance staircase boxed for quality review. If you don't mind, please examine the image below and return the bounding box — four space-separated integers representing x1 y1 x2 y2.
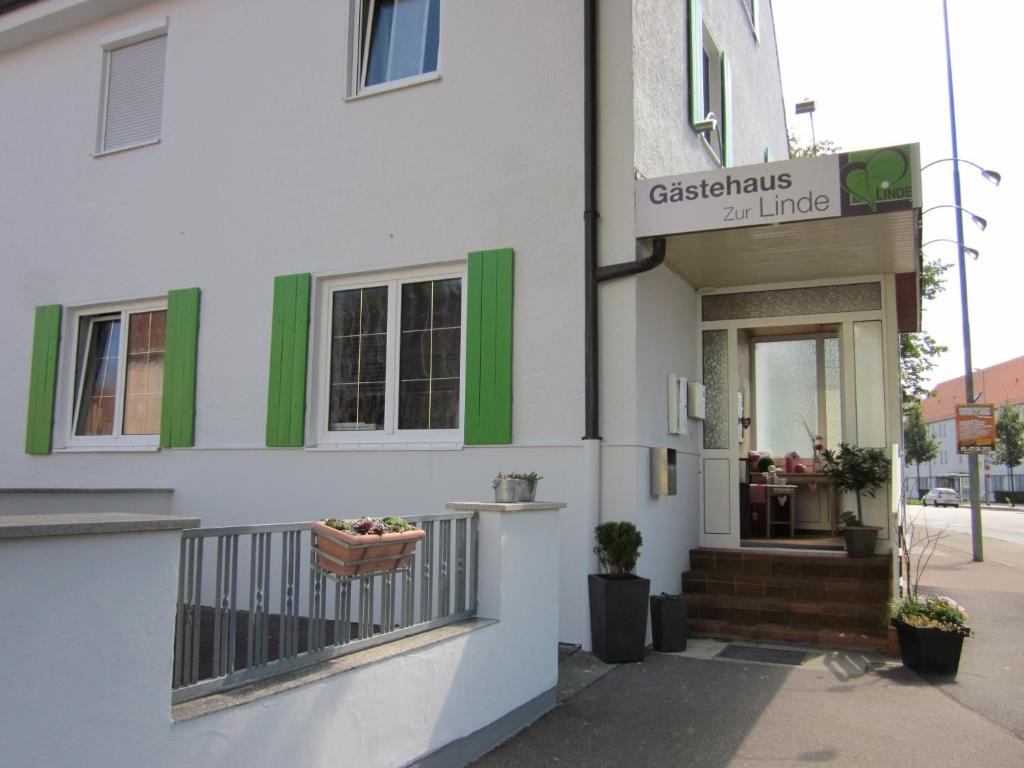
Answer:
682 547 893 653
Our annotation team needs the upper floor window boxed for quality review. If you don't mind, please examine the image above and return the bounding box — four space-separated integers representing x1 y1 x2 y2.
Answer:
359 0 440 91
96 19 168 155
688 1 731 166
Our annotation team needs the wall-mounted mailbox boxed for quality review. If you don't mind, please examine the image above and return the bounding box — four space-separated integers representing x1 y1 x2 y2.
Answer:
650 447 677 496
687 382 706 420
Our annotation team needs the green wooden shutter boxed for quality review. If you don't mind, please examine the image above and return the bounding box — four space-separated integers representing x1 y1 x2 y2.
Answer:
464 248 513 445
720 51 732 167
160 288 201 448
751 0 760 42
266 273 311 447
688 0 703 125
25 304 62 455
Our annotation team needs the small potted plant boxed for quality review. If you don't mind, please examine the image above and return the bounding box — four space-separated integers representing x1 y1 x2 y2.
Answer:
588 521 649 663
312 516 426 577
492 472 543 502
821 443 891 557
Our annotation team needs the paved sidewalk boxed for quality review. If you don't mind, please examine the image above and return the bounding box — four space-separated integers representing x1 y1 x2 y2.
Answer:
473 533 1024 767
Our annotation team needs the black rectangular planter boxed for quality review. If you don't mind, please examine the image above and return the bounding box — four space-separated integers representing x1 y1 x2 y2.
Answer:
650 593 687 652
588 574 651 663
894 620 969 675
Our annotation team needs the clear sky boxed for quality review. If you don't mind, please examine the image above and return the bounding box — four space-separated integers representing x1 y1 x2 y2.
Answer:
773 0 1021 391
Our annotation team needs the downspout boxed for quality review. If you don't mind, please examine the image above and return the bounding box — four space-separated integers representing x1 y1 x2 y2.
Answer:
582 0 665 562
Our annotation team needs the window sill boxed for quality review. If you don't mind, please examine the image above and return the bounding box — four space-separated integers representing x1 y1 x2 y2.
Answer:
54 445 160 453
92 138 161 158
306 442 463 452
345 71 441 102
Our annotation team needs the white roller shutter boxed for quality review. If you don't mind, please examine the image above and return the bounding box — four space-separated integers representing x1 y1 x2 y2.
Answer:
101 34 167 152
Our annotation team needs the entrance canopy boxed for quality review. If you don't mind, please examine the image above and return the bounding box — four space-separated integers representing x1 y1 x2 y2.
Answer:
635 145 922 332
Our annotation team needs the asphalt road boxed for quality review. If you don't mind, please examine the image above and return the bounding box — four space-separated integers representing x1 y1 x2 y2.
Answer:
914 503 1024 545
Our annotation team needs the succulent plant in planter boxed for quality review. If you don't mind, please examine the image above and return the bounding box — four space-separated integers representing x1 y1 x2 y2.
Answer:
589 521 650 663
822 443 891 557
888 595 971 675
492 472 543 502
313 516 425 577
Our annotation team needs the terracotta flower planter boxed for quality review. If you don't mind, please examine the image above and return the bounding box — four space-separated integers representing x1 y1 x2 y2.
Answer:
312 521 426 577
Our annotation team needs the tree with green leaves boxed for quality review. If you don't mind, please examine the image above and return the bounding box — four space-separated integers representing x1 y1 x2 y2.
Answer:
903 401 938 498
787 133 950 406
994 403 1024 492
900 259 951 406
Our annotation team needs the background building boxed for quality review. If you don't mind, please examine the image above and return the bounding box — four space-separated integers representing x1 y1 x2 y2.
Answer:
916 356 1024 500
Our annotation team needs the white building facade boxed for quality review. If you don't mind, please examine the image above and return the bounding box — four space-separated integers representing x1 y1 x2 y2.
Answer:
2 0 794 649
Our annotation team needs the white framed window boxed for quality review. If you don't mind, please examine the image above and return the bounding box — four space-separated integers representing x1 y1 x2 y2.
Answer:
698 26 724 161
351 0 440 96
96 19 168 155
316 265 465 445
67 300 167 447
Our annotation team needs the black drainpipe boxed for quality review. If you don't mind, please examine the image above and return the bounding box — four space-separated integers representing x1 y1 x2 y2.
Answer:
584 0 666 440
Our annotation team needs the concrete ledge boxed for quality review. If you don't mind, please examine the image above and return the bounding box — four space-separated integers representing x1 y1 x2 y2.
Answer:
446 501 567 513
0 512 199 539
406 686 556 768
172 617 498 723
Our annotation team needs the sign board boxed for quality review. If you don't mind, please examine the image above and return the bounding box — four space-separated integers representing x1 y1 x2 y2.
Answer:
957 403 995 454
635 143 921 238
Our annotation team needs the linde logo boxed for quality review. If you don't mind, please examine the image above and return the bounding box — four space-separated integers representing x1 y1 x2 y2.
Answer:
647 171 831 222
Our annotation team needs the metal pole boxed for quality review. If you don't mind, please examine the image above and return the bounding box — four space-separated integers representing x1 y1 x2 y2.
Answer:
943 0 983 561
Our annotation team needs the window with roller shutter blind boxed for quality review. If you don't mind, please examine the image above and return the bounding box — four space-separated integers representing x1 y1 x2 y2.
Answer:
96 24 167 154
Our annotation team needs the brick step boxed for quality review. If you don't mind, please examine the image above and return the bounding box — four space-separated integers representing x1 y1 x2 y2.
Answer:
685 592 889 633
682 570 891 602
689 547 890 582
688 618 889 653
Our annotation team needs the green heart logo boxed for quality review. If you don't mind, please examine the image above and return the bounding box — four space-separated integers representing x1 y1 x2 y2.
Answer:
841 148 909 212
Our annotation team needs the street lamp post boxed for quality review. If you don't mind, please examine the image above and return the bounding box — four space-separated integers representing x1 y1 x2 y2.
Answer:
942 0 983 562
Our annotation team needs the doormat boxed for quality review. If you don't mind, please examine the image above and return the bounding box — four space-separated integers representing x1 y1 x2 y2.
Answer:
717 645 808 666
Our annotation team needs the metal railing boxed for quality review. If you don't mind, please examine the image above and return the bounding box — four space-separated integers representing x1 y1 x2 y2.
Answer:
172 512 478 704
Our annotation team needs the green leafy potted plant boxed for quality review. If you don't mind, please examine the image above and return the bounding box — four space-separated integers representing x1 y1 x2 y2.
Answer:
492 472 543 502
588 521 649 663
821 443 891 557
312 516 426 577
889 514 970 675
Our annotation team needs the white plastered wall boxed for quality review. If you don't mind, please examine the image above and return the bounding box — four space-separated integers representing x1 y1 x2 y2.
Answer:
0 1 602 645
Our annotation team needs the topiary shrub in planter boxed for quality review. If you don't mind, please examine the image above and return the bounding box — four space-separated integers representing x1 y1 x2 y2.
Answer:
588 521 650 663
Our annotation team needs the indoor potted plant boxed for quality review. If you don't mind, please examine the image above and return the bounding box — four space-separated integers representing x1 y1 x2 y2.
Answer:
312 516 426 577
492 472 543 502
821 443 891 557
588 521 649 663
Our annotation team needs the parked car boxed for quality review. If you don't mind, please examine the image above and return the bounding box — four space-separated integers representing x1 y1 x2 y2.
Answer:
923 488 961 507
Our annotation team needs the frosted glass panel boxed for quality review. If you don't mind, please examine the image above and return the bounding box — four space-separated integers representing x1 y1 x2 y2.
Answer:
854 321 885 447
754 339 818 457
702 330 729 449
824 337 842 450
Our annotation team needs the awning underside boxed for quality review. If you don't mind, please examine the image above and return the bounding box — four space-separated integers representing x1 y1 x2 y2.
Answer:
658 210 921 332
